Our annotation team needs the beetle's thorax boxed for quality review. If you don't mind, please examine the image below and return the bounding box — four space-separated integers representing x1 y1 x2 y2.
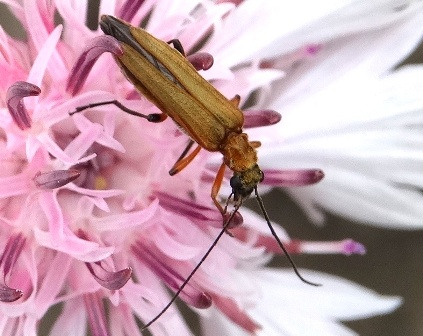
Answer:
221 132 257 173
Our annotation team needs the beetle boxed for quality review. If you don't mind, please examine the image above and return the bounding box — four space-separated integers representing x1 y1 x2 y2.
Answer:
71 14 320 329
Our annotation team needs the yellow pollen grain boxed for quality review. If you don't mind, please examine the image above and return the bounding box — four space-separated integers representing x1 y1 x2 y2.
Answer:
94 175 108 190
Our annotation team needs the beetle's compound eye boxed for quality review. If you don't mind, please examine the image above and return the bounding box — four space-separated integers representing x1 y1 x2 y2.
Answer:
230 175 242 191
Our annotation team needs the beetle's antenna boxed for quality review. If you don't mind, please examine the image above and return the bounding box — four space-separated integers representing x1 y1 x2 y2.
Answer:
141 208 240 331
254 187 320 286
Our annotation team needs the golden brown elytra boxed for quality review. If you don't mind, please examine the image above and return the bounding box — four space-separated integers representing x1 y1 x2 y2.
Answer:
98 15 263 218
71 14 320 330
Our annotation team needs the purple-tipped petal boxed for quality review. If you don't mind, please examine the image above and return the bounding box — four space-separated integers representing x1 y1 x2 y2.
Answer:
243 109 281 128
67 35 123 95
235 231 367 257
153 191 223 228
33 169 81 189
118 0 146 22
0 233 26 302
288 239 367 256
86 262 132 290
6 81 40 130
84 293 109 336
305 43 322 55
342 239 366 256
132 241 212 309
0 233 26 278
187 52 214 71
198 292 213 309
263 169 324 186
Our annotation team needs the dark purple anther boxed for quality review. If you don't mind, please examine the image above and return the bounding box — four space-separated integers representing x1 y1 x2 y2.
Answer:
86 261 132 291
34 169 81 189
243 109 281 128
77 230 132 290
6 81 41 130
187 52 214 71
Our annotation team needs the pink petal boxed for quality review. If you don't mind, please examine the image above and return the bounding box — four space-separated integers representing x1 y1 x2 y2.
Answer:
211 294 260 333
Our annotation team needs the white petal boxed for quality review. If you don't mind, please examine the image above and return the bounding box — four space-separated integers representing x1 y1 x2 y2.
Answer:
258 64 423 227
267 11 423 113
282 0 423 57
201 268 401 336
207 0 359 67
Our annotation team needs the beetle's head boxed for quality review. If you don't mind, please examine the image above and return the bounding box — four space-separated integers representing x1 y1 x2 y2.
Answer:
229 164 264 205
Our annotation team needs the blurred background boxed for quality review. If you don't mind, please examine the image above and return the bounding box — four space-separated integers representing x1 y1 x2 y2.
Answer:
1 2 423 335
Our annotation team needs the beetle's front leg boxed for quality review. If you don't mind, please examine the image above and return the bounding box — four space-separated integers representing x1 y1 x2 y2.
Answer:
211 162 226 216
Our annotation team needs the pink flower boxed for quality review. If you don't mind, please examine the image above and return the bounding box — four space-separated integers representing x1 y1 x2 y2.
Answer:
0 1 401 335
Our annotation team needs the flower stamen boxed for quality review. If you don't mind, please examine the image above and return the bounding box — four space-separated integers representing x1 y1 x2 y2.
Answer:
187 52 214 71
243 109 282 128
66 35 124 95
86 261 132 291
0 233 25 302
262 168 324 186
33 169 81 189
6 81 40 130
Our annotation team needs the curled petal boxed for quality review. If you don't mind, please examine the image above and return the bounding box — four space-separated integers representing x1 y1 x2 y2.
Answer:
243 109 281 128
33 169 81 189
86 262 132 290
77 229 131 289
6 81 40 130
187 52 214 71
263 169 324 186
67 35 123 95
